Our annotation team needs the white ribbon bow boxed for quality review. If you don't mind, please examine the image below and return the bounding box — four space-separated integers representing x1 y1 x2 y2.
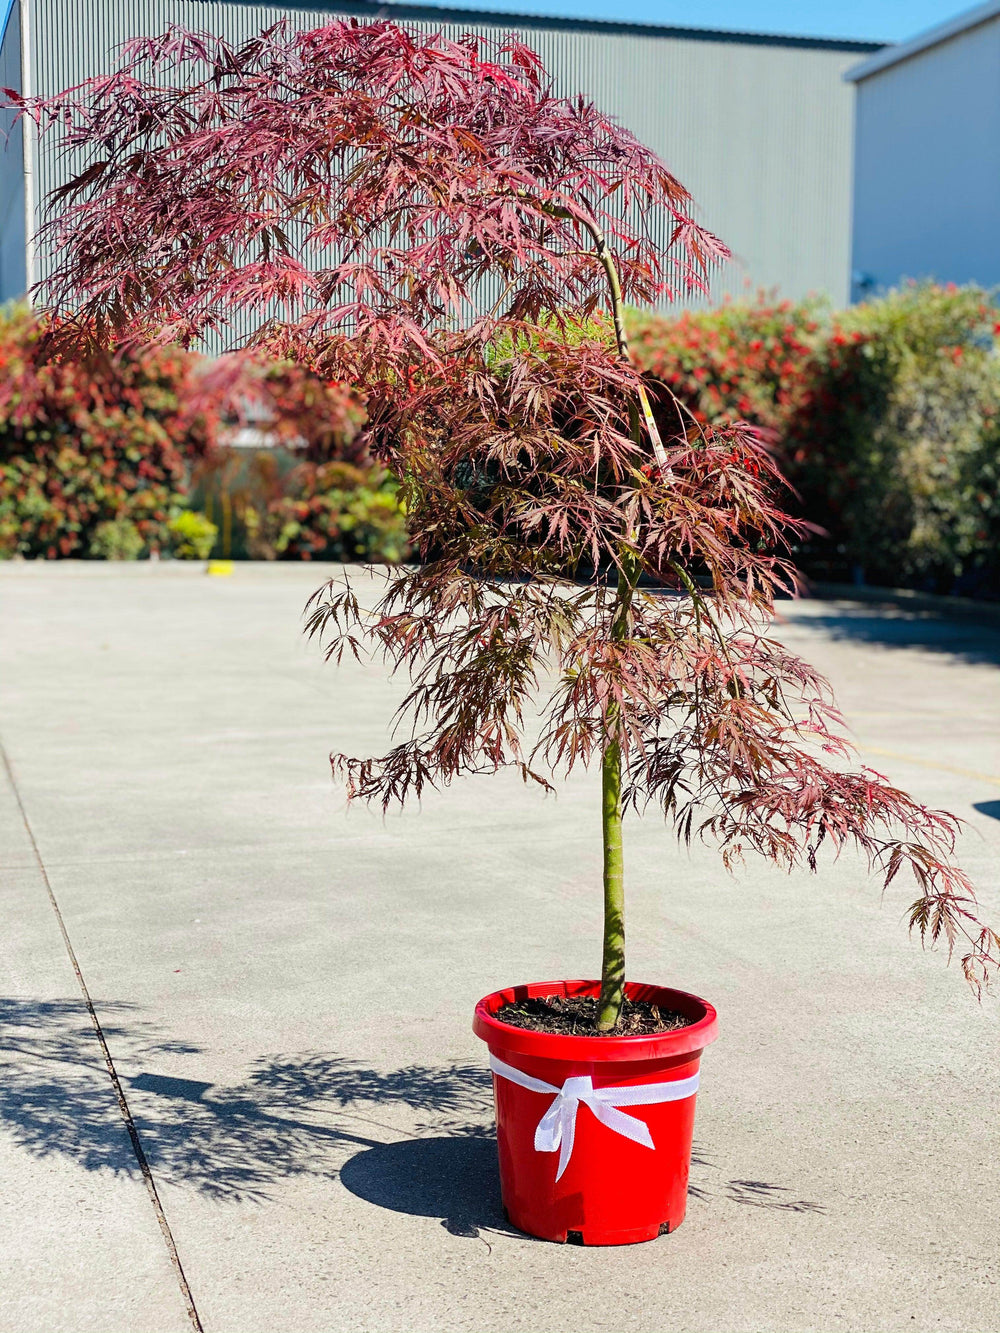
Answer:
489 1053 700 1181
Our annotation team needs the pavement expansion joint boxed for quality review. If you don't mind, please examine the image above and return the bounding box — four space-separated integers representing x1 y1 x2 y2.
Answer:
0 737 206 1333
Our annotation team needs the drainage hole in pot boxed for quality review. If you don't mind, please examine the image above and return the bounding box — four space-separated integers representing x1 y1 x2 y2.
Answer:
566 1230 584 1245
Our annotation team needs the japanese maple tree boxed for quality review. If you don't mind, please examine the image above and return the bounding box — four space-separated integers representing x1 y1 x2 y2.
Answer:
11 18 997 1026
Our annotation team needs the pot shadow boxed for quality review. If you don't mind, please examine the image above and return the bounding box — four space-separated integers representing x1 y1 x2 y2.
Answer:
338 1136 825 1239
339 1135 521 1239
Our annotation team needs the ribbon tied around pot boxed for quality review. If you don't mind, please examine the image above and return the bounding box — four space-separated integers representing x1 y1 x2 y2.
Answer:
488 1054 700 1181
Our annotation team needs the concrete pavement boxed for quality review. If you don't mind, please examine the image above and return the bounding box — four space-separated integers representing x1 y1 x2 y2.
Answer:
1 563 997 1333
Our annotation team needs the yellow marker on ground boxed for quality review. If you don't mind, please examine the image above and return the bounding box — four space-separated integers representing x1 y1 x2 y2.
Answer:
207 560 234 577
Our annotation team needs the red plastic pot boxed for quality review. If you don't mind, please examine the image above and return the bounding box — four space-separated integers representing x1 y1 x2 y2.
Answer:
473 979 718 1245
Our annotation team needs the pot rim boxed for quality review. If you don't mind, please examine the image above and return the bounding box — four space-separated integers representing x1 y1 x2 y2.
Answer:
473 978 718 1063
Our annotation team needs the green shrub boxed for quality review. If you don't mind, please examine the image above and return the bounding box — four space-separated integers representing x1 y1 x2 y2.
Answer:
88 518 145 560
837 285 1000 596
167 510 218 559
245 462 408 563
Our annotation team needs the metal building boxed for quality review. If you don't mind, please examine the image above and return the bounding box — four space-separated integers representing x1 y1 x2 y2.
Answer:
0 0 880 311
847 2 1000 298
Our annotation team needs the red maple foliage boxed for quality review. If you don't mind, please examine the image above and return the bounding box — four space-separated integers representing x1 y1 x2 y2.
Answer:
9 18 996 1022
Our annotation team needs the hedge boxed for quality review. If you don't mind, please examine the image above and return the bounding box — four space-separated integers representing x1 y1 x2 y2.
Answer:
0 308 214 559
630 283 1000 598
0 309 407 563
6 287 998 590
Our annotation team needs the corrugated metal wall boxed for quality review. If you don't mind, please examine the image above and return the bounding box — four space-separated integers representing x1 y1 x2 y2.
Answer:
25 0 864 322
851 19 1000 295
0 0 26 303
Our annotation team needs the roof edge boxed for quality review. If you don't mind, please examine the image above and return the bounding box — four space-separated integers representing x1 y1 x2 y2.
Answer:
227 0 885 52
845 0 1000 81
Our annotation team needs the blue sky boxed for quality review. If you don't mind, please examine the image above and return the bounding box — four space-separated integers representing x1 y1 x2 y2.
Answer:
411 0 978 44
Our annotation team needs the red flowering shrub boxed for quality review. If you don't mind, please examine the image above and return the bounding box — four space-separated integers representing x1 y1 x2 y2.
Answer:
629 298 880 579
0 313 399 562
630 297 837 431
0 307 215 558
253 361 369 465
191 356 405 562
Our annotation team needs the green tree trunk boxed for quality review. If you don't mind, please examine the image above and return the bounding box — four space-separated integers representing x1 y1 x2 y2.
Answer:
572 210 655 1032
597 733 626 1030
596 554 638 1031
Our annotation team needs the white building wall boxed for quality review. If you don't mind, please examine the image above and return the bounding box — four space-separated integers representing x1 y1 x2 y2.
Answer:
851 15 1000 296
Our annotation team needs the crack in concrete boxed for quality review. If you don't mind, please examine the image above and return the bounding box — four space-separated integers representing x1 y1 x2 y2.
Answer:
0 739 205 1333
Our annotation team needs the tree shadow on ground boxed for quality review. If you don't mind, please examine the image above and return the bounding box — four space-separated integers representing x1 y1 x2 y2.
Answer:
0 998 493 1207
0 998 199 1174
686 1143 825 1214
786 604 1000 668
0 997 825 1238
